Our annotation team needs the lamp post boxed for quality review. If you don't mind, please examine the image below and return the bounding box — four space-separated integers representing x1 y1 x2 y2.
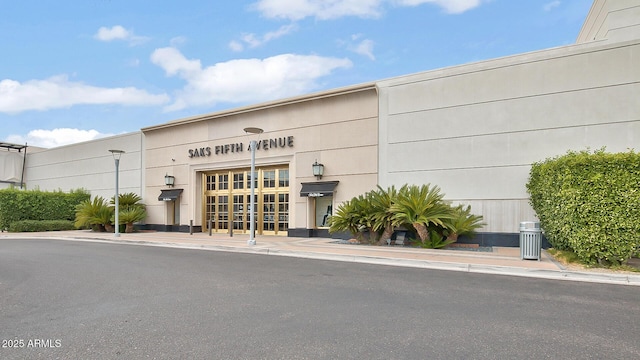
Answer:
243 127 263 246
109 149 125 237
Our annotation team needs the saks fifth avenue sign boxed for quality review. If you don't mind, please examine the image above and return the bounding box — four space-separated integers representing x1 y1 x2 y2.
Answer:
188 135 294 158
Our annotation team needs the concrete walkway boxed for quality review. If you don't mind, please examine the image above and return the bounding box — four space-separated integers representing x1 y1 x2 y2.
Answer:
3 230 639 286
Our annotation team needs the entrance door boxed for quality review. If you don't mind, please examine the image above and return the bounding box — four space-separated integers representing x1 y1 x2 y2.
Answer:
166 199 180 226
232 194 245 231
202 166 289 235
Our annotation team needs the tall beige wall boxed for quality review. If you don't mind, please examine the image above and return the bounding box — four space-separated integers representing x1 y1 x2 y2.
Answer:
378 39 640 233
143 86 378 229
577 0 640 43
24 132 144 201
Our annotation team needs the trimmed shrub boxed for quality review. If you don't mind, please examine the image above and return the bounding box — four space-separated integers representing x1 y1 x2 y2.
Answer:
8 220 76 232
0 188 90 231
527 149 640 265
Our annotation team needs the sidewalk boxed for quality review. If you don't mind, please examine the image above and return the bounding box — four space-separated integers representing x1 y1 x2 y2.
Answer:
3 230 639 286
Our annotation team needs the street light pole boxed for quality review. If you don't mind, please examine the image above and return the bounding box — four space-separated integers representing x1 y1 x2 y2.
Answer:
248 139 257 245
109 149 125 237
243 127 263 246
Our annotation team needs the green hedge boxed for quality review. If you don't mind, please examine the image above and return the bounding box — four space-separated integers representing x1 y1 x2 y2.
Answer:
527 149 640 265
8 220 76 232
0 188 90 231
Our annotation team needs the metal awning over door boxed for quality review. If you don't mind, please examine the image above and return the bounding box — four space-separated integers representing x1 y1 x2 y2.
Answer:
158 189 183 201
300 181 339 197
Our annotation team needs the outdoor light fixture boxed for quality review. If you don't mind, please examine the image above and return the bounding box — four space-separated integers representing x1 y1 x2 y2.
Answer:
244 127 264 246
164 174 175 187
243 127 264 136
109 149 125 237
312 160 324 180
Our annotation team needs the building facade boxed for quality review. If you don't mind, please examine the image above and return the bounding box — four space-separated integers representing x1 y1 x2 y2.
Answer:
23 132 144 201
378 18 640 238
142 84 378 237
7 0 639 245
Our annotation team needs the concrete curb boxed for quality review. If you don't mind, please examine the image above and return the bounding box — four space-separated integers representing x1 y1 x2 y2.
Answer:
263 249 640 286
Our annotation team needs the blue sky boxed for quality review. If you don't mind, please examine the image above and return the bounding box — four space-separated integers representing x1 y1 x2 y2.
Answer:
1 0 593 148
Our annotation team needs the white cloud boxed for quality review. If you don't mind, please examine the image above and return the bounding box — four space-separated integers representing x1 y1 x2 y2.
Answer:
264 24 299 42
543 1 561 12
338 34 376 60
0 75 170 114
127 58 141 67
252 0 483 20
94 25 150 46
253 0 383 20
170 36 188 47
230 24 298 51
95 25 129 41
151 47 352 111
393 0 482 14
150 48 202 77
6 128 114 148
229 40 245 52
353 38 375 60
240 34 262 48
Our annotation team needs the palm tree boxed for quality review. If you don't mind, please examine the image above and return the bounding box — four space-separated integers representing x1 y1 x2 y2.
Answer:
443 204 485 242
75 196 113 232
369 185 400 246
418 228 457 249
119 207 147 233
111 192 146 233
75 197 100 229
328 194 373 243
390 184 453 245
111 192 144 210
95 206 115 233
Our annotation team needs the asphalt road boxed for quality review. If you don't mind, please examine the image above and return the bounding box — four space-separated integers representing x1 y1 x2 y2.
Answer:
1 238 639 359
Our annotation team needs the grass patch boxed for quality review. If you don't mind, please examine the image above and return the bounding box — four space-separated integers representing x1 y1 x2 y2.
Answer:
608 264 640 273
547 248 640 273
547 248 581 265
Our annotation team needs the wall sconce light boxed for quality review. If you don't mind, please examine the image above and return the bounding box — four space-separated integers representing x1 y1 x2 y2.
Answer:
312 160 324 180
164 174 175 187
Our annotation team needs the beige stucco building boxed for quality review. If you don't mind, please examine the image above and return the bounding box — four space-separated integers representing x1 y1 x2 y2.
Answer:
377 0 640 243
22 132 144 199
142 84 378 236
7 0 640 245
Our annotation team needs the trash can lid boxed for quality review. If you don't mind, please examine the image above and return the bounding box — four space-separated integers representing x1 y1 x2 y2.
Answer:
519 221 540 230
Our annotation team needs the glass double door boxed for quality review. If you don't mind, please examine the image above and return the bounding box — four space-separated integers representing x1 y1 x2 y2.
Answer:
203 167 289 236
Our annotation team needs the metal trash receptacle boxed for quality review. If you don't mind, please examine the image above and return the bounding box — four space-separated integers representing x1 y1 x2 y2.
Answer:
520 221 542 261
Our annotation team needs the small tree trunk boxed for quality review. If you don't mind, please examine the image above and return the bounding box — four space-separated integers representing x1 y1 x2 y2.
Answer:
125 223 135 233
413 222 429 244
104 223 114 233
447 232 459 243
368 230 379 245
377 225 395 246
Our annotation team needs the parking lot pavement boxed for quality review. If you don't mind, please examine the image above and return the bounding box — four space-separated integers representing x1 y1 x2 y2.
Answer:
2 230 639 286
